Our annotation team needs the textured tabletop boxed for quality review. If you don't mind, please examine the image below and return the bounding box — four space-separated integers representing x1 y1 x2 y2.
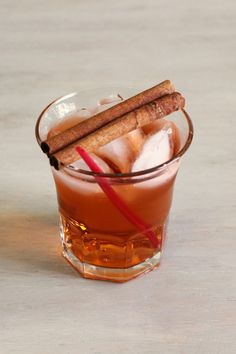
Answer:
1 1 236 353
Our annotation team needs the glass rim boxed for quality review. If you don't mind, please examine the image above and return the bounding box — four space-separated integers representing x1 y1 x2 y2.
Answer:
35 91 194 179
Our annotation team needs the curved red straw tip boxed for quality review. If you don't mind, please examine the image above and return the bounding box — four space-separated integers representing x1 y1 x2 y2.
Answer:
75 146 159 248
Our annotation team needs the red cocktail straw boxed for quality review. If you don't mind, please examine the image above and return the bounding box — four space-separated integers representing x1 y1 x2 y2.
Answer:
76 146 159 248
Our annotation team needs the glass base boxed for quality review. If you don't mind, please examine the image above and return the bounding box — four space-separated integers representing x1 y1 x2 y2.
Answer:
62 243 161 282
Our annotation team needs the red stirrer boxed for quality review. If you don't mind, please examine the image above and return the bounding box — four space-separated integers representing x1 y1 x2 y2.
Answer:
75 146 159 248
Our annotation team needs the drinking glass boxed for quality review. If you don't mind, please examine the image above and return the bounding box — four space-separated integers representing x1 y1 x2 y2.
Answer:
35 88 193 282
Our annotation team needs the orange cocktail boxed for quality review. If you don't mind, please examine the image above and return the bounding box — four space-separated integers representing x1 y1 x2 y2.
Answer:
36 88 193 282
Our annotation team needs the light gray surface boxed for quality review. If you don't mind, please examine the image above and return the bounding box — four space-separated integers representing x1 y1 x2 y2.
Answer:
1 1 236 353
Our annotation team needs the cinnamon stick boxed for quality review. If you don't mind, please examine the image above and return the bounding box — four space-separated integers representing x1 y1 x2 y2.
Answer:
41 80 175 155
50 92 185 170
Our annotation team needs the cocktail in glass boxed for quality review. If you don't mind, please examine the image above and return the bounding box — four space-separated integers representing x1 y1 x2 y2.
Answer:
35 88 193 282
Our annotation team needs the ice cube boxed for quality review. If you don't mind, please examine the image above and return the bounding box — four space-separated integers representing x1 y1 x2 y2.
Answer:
142 120 181 156
131 124 180 189
96 138 133 173
132 125 173 172
96 129 145 173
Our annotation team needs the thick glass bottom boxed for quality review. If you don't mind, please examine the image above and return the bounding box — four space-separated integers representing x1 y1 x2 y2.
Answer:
62 243 161 282
58 211 167 282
